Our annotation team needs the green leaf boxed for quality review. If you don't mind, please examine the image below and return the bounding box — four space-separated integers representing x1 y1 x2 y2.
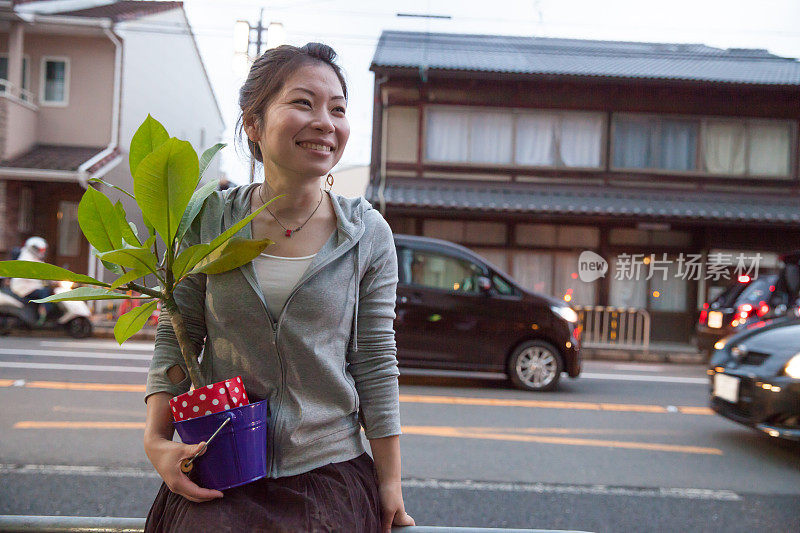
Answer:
109 269 147 290
101 259 124 275
96 245 158 274
114 300 158 344
87 177 135 200
31 286 138 303
199 143 225 181
78 187 123 253
0 261 109 286
128 222 140 240
129 114 169 177
190 238 274 275
172 242 211 279
171 199 275 278
175 179 219 249
133 137 199 246
114 201 141 247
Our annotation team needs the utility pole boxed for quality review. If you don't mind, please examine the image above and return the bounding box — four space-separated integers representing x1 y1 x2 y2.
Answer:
254 8 264 56
235 10 286 183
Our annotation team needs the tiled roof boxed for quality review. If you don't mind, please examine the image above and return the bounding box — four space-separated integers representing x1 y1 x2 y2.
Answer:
371 31 800 86
366 179 800 225
51 1 183 22
0 144 106 171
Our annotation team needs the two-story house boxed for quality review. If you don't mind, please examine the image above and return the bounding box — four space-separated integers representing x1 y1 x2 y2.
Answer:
367 31 800 344
0 0 224 281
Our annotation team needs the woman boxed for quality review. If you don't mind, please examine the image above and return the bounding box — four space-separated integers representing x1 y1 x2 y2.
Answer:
143 43 416 532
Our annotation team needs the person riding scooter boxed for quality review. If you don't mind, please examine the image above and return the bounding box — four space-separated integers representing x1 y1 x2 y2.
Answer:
10 237 54 325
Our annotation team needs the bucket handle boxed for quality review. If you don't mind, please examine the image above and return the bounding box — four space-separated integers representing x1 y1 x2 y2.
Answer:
180 416 231 473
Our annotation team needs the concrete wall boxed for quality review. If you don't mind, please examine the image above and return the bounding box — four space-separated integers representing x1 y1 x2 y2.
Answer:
21 33 114 146
2 95 38 159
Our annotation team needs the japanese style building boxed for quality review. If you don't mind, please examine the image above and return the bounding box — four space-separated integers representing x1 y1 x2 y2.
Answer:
366 31 800 343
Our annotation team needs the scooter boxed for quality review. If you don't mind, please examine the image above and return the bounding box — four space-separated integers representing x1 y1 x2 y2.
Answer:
0 280 93 338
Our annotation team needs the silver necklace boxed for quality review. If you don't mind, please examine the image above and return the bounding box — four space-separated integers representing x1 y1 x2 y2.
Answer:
258 183 324 238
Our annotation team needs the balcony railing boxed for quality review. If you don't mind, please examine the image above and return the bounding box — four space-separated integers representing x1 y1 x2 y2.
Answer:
0 79 37 106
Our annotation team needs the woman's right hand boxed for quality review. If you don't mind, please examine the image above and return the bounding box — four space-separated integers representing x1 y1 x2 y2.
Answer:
144 437 224 502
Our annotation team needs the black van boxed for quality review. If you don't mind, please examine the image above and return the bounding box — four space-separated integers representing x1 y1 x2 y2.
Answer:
392 234 582 392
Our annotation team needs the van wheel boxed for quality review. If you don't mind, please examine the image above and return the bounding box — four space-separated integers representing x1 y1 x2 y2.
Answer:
507 340 563 392
67 317 93 339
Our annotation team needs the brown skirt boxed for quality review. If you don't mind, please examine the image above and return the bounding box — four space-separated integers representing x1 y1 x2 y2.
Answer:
145 452 382 533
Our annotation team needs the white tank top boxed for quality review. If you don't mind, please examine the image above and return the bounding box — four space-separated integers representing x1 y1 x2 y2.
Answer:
252 252 316 318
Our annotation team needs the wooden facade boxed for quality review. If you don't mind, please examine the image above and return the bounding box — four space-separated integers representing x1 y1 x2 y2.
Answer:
368 62 800 344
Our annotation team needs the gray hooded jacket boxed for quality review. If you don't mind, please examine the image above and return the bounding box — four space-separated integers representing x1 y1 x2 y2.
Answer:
145 183 402 478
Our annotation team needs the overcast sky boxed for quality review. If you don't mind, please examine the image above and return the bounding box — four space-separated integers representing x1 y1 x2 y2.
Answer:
180 0 800 185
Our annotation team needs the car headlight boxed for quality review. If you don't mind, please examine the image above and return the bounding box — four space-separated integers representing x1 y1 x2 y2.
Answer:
714 337 731 351
785 353 800 379
550 305 578 323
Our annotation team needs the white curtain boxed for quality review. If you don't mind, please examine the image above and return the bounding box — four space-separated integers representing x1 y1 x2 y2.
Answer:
515 113 556 166
560 113 604 168
659 119 698 171
554 253 596 305
425 108 469 162
612 116 653 168
609 255 648 308
649 257 688 312
470 112 513 164
512 251 553 295
748 122 790 176
702 120 745 175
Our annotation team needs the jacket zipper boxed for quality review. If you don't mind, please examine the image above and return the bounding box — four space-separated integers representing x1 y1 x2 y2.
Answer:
265 239 356 477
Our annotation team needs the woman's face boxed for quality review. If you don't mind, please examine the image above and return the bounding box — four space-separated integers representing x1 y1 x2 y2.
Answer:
248 62 349 181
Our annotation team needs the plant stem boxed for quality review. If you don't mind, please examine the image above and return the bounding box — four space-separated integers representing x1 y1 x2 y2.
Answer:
163 297 205 389
126 282 163 299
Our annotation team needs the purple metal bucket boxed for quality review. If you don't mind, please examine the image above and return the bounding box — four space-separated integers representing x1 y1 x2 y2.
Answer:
173 399 269 491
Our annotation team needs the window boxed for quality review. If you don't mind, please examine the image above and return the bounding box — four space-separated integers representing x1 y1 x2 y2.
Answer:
425 108 512 164
407 250 486 294
425 106 604 168
492 274 514 295
511 250 597 305
57 201 80 257
40 57 69 105
613 113 793 178
613 116 698 171
516 111 604 168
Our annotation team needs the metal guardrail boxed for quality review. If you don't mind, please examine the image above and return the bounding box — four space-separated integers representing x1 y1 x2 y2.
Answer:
574 305 650 353
0 516 591 533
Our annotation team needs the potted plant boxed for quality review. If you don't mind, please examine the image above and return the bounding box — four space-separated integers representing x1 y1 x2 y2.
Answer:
0 115 276 489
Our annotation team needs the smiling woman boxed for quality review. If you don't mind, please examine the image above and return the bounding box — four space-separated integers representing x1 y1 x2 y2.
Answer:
142 43 414 533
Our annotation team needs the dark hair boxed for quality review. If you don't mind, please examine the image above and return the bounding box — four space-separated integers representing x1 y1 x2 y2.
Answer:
235 42 348 164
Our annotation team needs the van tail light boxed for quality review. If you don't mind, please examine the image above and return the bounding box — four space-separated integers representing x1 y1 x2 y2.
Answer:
699 302 709 325
756 301 770 317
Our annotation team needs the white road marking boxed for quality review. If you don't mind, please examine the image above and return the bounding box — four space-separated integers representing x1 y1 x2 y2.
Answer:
580 373 707 384
0 464 742 501
0 362 148 373
12 379 26 387
0 348 151 361
400 368 707 384
402 478 741 501
38 340 154 351
611 364 669 372
0 464 159 479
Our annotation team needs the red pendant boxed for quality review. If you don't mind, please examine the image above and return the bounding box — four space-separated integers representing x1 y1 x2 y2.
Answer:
285 229 292 237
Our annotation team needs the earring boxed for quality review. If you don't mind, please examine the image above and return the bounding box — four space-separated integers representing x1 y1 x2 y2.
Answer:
325 173 334 192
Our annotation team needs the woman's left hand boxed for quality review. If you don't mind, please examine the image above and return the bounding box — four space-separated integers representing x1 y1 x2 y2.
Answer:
378 481 415 532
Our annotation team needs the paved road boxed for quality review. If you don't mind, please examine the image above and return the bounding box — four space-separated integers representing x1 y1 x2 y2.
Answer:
0 335 798 532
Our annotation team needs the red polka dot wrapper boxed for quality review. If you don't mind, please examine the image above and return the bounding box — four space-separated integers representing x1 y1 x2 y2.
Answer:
169 376 250 422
